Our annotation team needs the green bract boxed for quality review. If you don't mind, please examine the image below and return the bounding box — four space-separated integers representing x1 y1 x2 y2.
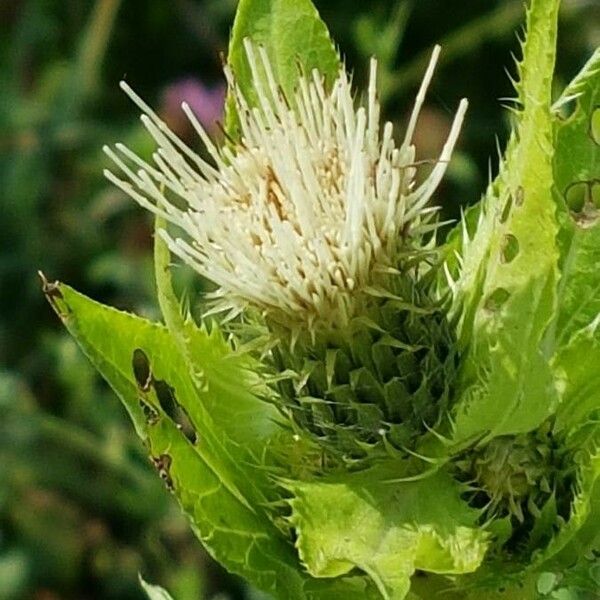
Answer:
44 0 600 598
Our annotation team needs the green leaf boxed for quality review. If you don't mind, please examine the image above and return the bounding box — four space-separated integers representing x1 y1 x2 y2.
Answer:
43 283 303 595
553 326 600 431
287 468 488 600
452 278 560 444
45 282 378 599
549 47 600 348
534 44 600 579
450 0 561 444
225 0 340 139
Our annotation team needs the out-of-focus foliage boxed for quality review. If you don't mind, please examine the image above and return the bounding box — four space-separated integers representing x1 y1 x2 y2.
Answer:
1 0 598 598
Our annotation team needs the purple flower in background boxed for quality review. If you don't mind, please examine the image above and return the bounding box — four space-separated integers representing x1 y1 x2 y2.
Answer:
161 78 225 138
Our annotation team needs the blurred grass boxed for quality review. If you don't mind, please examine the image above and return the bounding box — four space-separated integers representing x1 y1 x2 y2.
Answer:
0 0 598 598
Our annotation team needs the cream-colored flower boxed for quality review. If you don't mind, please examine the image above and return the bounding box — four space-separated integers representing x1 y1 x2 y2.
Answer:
104 42 467 331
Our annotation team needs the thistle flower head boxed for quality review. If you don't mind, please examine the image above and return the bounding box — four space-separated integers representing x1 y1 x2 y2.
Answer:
104 42 467 334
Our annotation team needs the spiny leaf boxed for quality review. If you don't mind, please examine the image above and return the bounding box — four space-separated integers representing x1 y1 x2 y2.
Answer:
550 47 600 348
44 282 378 599
449 0 561 444
44 284 294 580
287 466 488 600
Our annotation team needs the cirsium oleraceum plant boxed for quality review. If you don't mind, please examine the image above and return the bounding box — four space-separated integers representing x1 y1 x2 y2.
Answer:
43 0 600 598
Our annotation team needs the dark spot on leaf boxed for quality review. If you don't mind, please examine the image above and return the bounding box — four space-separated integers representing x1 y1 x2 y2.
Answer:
485 288 510 311
501 234 519 263
151 453 174 492
591 106 600 145
154 379 197 444
132 349 152 391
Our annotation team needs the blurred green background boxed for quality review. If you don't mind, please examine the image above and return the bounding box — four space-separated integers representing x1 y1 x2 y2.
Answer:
0 1 598 598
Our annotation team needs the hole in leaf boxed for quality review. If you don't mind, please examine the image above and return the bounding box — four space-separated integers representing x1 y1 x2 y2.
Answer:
500 195 513 224
155 379 176 416
154 379 197 444
556 98 578 120
501 234 519 263
565 181 588 213
565 181 600 228
139 399 160 426
151 454 174 492
591 107 600 145
485 288 510 311
132 348 152 391
515 186 524 207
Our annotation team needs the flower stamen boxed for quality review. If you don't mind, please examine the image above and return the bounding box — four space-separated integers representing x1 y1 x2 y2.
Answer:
104 42 468 333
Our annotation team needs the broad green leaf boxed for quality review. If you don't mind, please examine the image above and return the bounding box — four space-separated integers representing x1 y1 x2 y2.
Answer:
44 284 299 593
549 48 600 348
45 282 377 599
450 0 561 444
536 43 600 579
287 467 488 600
225 0 340 138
